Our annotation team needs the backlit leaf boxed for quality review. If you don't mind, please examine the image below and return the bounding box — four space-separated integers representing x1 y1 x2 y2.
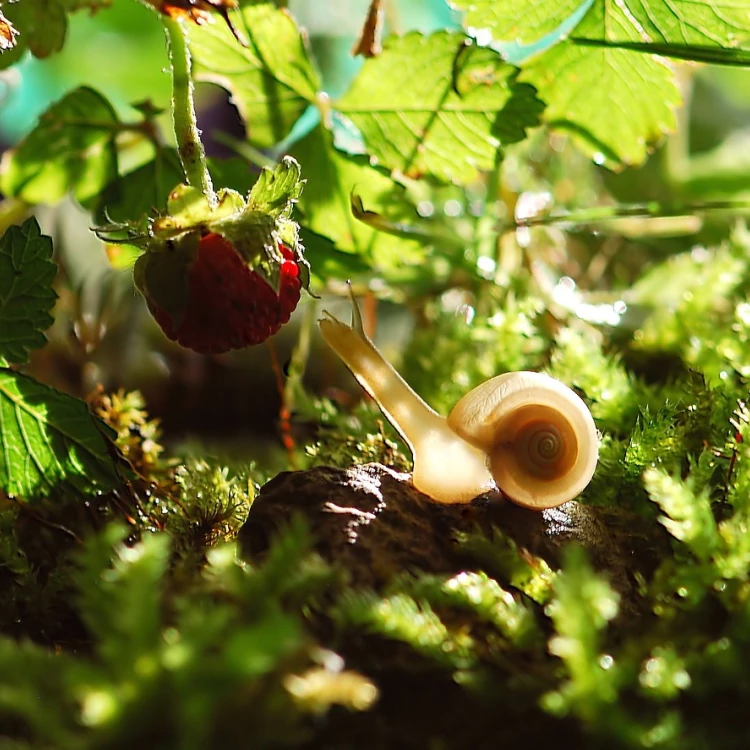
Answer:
458 0 750 166
0 370 120 498
0 87 120 204
577 0 750 48
521 41 679 167
450 0 585 44
95 152 258 227
188 3 320 148
247 156 304 217
570 38 750 65
94 148 184 225
455 0 750 49
337 32 544 184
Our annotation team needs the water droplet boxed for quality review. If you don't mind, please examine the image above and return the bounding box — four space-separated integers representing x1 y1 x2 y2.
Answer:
468 26 493 47
673 670 691 690
444 199 462 217
459 304 475 325
476 256 496 277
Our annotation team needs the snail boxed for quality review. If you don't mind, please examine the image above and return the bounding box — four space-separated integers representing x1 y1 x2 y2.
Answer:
318 291 599 509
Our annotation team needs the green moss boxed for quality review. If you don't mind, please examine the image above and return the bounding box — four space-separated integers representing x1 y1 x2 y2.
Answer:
403 292 547 414
304 398 411 472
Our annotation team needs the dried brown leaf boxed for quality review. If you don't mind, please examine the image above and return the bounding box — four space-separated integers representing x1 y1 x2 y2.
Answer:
351 0 383 58
0 10 19 51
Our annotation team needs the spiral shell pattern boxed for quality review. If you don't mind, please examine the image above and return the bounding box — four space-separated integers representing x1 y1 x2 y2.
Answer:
447 372 598 509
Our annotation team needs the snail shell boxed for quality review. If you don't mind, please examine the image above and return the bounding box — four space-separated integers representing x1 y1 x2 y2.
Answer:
319 293 599 509
448 372 598 509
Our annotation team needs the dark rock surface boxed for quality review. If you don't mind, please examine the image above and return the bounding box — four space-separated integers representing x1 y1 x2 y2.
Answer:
240 463 668 608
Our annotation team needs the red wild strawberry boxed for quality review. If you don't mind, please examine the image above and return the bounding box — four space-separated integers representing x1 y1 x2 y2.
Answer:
135 232 303 354
102 158 311 354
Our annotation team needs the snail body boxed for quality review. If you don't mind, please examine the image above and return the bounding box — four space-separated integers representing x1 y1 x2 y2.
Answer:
318 294 598 509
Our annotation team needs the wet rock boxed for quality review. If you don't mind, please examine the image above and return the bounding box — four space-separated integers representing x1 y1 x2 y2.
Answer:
239 463 667 606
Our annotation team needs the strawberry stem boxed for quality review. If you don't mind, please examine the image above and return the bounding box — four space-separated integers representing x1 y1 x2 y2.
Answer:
164 17 217 208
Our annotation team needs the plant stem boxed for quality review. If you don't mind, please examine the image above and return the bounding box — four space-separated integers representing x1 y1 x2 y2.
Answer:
501 199 750 232
163 17 217 207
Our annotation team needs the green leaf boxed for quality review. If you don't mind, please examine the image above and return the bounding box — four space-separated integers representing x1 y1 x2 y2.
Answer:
300 228 372 284
0 218 57 367
1 0 114 64
3 0 67 59
188 3 320 149
0 38 23 71
521 41 679 167
247 156 304 217
563 0 750 83
208 156 257 196
463 0 750 166
457 0 750 49
337 32 544 184
450 0 585 44
524 1 681 168
579 0 750 48
291 124 425 269
0 369 120 498
0 87 120 204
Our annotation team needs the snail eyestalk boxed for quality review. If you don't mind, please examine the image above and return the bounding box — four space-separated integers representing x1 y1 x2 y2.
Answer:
164 17 217 208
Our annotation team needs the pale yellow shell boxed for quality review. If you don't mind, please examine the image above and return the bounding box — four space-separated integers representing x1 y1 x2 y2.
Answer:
448 372 599 509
